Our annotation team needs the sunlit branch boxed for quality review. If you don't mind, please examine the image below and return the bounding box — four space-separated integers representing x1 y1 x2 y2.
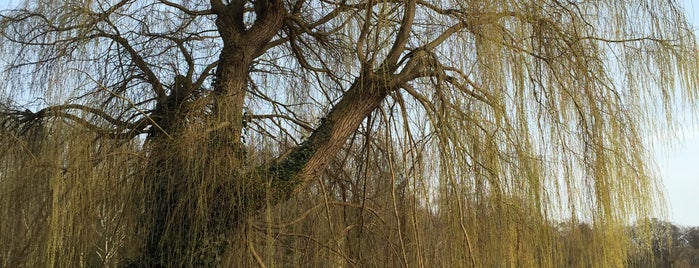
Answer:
381 0 416 72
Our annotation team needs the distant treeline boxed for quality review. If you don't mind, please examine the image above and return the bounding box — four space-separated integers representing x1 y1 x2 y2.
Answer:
625 219 699 267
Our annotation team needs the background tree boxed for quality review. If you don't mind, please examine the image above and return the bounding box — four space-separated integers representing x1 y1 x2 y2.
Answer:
680 226 699 266
0 0 698 266
627 219 683 268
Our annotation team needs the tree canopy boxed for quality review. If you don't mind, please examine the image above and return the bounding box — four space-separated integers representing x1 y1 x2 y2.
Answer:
0 0 698 266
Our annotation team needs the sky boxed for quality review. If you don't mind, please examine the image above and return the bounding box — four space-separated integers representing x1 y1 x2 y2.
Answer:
657 126 699 226
658 0 699 227
0 0 697 226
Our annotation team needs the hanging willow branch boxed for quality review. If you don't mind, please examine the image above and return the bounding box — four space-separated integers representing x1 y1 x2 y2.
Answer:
0 0 697 267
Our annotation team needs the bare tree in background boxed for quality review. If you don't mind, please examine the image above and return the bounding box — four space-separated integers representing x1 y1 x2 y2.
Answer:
0 0 698 266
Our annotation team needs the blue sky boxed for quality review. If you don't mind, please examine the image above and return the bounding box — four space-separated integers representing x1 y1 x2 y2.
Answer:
655 0 699 227
657 128 699 226
0 0 697 226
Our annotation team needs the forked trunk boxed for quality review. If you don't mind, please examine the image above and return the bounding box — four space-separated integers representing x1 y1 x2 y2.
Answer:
128 1 394 265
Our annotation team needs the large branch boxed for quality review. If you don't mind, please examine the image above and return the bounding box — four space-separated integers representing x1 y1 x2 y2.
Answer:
381 0 417 72
261 76 394 199
1 104 149 139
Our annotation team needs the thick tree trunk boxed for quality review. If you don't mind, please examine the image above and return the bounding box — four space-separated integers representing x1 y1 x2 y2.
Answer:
129 1 396 266
132 76 393 268
132 55 254 267
128 1 281 265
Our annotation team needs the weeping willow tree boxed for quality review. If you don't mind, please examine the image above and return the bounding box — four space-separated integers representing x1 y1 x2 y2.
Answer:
0 0 697 267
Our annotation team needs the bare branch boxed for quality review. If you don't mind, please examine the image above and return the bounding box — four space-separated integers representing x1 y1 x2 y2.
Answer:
93 32 166 100
381 0 416 72
158 0 215 15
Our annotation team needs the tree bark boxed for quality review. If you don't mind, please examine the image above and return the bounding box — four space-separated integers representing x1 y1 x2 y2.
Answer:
130 1 396 266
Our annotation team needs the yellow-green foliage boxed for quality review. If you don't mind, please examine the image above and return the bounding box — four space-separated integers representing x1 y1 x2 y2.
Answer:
1 0 698 267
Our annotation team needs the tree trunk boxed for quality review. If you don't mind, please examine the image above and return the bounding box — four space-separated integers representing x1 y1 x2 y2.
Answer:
128 1 396 266
131 52 254 267
127 1 283 264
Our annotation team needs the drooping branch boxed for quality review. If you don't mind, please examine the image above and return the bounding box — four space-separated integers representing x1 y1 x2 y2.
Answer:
0 104 150 139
